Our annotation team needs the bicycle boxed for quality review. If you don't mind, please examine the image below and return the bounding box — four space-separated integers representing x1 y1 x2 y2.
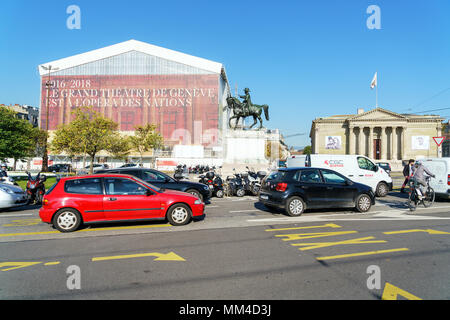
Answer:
407 176 435 211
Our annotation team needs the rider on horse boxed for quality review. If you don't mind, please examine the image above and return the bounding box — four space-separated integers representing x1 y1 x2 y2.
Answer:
239 88 252 115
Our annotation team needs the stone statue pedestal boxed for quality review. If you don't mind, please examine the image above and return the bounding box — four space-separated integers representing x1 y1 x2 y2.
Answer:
224 128 281 165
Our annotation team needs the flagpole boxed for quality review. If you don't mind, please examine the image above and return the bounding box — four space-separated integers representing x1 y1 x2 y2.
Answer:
376 83 378 108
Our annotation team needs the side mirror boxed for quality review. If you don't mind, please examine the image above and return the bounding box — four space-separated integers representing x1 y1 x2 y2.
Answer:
146 189 153 196
345 180 353 186
374 166 379 172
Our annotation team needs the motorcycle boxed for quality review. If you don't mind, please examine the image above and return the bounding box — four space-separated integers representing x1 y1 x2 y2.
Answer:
26 171 46 204
0 176 19 186
245 166 261 196
199 169 224 198
226 169 245 197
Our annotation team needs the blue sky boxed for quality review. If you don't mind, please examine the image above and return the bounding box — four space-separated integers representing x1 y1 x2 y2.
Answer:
1 0 450 148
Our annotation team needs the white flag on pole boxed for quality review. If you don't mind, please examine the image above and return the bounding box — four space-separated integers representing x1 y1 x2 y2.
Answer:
370 72 377 89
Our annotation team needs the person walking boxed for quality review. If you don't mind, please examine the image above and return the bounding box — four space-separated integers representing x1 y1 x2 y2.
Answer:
400 159 415 193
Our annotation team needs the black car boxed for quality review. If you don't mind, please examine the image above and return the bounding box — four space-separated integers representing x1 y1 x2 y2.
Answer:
376 162 391 175
48 164 72 172
258 167 375 216
95 168 211 201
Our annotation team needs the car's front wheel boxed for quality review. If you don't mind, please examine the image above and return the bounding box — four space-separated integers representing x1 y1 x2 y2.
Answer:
355 194 372 213
53 208 82 232
167 203 192 226
286 196 305 217
376 182 389 197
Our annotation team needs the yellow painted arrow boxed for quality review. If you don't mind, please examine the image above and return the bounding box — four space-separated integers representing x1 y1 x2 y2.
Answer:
91 251 186 262
382 282 422 300
0 261 42 271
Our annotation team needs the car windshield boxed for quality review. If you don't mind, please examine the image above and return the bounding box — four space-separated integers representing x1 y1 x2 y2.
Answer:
131 176 161 192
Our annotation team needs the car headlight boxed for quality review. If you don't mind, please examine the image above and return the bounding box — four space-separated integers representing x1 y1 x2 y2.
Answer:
0 187 13 194
194 199 202 205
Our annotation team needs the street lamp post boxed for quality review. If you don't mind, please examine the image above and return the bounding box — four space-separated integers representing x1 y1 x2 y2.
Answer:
40 64 59 172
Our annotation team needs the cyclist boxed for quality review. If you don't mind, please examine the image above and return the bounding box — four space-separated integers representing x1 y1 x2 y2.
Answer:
411 160 435 200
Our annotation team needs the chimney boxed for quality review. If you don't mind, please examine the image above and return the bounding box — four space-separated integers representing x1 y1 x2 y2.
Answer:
357 108 364 115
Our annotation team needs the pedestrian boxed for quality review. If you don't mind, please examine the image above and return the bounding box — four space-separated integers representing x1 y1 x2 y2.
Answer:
400 159 415 193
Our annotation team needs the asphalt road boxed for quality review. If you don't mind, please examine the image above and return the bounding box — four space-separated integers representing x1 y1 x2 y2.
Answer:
0 184 449 300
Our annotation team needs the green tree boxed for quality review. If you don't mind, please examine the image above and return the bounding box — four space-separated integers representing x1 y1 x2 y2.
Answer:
302 145 312 155
129 124 163 164
51 106 120 174
0 107 36 169
108 133 132 161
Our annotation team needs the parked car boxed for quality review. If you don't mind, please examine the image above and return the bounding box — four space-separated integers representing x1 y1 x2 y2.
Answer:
258 167 376 216
0 182 28 210
84 164 109 172
376 162 391 175
39 174 205 232
95 168 211 201
120 163 138 168
48 164 72 173
287 154 392 197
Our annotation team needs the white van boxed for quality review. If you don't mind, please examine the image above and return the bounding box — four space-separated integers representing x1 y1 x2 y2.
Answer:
287 154 393 197
286 155 307 168
422 158 450 199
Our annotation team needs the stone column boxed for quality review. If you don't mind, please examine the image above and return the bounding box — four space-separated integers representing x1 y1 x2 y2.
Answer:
358 127 364 155
348 125 355 155
401 127 407 160
368 126 374 158
381 126 387 160
392 127 398 160
314 127 319 154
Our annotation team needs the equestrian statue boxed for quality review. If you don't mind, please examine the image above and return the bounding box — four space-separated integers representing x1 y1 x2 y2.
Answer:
225 88 270 130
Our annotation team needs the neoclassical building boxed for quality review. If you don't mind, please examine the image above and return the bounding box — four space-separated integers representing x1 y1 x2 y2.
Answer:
310 107 444 166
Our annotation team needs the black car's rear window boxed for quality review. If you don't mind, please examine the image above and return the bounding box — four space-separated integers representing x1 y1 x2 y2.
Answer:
265 171 287 181
64 178 103 195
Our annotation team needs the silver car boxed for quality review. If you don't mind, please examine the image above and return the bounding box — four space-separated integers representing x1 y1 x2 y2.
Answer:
0 183 28 210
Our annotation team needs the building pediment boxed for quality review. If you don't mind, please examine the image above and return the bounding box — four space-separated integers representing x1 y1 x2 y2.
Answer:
349 107 407 121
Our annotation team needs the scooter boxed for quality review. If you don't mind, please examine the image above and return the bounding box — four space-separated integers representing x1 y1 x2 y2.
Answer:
0 176 19 186
199 170 224 198
226 169 245 197
245 166 261 196
25 171 46 204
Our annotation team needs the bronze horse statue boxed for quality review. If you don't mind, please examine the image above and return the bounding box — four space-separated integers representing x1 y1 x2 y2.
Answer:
225 96 269 129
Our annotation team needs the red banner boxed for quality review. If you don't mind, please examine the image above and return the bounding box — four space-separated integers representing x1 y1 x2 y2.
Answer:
41 74 220 146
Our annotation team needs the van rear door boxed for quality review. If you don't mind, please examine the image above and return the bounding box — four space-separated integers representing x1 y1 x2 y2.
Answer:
423 159 448 196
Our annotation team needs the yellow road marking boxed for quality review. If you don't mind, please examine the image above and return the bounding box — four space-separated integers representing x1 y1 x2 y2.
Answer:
3 219 42 227
382 282 422 300
276 231 358 241
291 236 387 251
0 224 171 237
92 251 185 262
265 223 342 232
0 261 42 271
44 261 60 266
316 248 409 261
384 229 450 235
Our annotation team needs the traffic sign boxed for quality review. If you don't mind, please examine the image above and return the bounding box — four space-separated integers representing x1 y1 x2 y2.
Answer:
432 136 446 147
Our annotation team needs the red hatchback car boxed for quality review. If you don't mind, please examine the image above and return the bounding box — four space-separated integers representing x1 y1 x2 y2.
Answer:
39 174 205 232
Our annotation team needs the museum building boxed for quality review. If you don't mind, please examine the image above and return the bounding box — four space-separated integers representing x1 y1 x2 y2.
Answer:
310 107 445 168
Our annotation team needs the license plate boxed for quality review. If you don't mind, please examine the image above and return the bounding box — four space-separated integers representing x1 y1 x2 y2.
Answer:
260 194 269 200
